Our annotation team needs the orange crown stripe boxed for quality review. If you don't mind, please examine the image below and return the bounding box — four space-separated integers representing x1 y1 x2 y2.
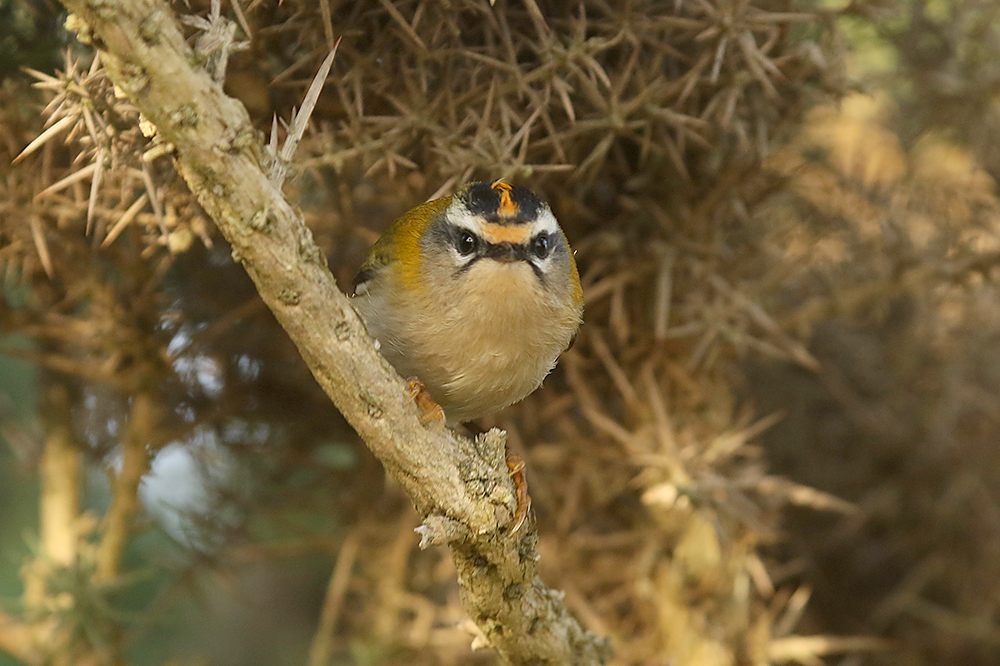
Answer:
491 179 519 217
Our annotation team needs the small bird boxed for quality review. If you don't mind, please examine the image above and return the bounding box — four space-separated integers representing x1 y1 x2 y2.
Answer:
352 179 583 422
351 180 583 530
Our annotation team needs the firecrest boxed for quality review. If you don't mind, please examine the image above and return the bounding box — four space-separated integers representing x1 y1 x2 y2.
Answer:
352 179 583 423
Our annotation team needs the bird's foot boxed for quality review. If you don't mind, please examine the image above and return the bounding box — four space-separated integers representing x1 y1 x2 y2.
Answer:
505 448 532 533
405 377 445 427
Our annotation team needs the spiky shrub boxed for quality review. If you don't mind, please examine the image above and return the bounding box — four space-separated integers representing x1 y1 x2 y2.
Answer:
0 2 847 665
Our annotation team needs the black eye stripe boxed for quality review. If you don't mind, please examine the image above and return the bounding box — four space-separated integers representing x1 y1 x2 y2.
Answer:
441 221 560 276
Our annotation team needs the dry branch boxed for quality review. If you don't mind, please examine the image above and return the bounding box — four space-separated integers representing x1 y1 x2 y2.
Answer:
95 392 155 582
54 0 608 664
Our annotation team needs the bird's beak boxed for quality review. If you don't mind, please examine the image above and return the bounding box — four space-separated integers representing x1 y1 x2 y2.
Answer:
487 242 521 263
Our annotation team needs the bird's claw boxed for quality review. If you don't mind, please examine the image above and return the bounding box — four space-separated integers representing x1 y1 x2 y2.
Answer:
406 377 445 426
505 449 531 533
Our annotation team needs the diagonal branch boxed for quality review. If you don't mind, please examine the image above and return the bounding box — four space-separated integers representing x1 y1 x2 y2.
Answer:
55 1 609 664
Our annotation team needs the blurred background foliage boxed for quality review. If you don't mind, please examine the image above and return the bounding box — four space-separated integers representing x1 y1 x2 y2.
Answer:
1 0 1000 665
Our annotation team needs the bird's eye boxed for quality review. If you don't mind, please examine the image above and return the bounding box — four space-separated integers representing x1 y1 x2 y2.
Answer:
531 234 550 259
456 231 478 256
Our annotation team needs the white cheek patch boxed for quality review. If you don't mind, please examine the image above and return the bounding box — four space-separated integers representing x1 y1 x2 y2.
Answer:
532 209 562 270
443 203 482 262
534 208 560 236
533 250 556 273
448 204 485 235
